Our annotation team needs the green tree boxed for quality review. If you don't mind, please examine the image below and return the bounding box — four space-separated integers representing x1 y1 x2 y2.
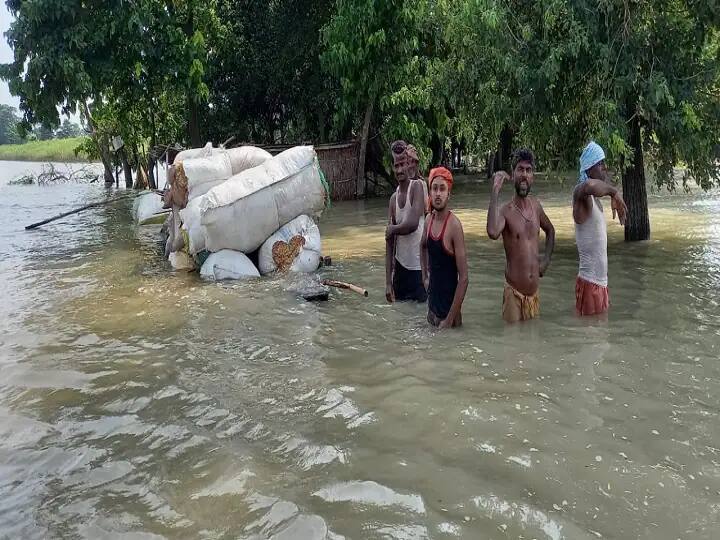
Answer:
0 104 23 144
434 0 594 172
34 124 55 141
1 0 218 184
55 119 83 139
322 0 428 193
438 0 719 240
574 0 720 240
203 0 337 145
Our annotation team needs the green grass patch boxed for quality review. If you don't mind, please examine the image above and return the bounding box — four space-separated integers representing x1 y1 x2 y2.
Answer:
0 137 91 162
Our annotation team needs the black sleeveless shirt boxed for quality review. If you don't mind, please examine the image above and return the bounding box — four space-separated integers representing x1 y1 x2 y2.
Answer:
427 212 458 319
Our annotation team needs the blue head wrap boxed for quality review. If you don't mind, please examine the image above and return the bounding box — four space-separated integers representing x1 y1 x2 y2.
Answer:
579 141 606 183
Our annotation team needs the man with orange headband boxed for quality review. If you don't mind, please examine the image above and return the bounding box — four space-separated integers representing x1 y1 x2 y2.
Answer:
386 141 428 303
487 149 555 323
421 167 469 328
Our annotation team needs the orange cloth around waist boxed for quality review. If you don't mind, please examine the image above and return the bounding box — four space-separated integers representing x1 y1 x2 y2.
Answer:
575 276 609 316
502 281 540 322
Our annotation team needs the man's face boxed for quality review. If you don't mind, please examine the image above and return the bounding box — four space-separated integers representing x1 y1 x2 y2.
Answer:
513 160 534 197
587 159 609 183
393 156 409 183
430 177 450 211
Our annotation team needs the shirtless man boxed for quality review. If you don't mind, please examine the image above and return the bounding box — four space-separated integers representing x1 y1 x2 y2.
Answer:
385 146 427 303
573 141 628 316
486 149 555 323
420 167 468 328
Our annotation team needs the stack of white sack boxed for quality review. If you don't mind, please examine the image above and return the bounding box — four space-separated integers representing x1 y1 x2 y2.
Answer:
200 250 260 280
133 192 167 225
201 146 327 254
178 146 273 254
258 215 321 275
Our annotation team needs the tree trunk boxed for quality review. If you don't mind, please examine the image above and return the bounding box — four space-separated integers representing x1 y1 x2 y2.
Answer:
119 148 133 188
622 111 651 241
147 156 157 190
81 102 114 184
135 165 149 190
492 124 514 173
430 132 443 166
356 100 374 198
148 110 157 190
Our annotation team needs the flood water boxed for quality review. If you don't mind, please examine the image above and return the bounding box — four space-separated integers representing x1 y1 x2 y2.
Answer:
1 160 719 539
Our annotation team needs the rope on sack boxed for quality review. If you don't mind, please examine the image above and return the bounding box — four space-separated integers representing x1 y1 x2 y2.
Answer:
316 157 332 209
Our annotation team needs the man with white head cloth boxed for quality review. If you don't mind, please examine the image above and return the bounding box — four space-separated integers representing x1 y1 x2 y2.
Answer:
572 141 628 316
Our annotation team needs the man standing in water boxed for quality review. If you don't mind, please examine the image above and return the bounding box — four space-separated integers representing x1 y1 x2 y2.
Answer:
386 142 428 303
487 149 555 323
391 140 429 213
421 167 468 328
573 141 628 316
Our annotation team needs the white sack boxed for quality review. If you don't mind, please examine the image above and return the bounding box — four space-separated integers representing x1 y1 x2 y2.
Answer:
133 192 167 225
226 146 273 175
174 142 214 163
181 153 233 200
187 178 225 201
258 215 321 275
199 250 260 281
201 146 326 253
179 196 207 255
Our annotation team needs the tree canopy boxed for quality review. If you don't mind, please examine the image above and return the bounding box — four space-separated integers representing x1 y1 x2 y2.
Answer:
1 0 718 239
0 104 23 144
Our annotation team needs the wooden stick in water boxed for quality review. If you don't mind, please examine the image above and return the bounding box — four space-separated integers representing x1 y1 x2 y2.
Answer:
322 279 368 297
25 193 133 230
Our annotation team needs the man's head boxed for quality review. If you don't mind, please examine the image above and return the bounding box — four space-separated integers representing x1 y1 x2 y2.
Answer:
428 167 453 211
511 148 535 198
579 141 607 183
391 140 411 183
586 159 608 183
392 153 410 184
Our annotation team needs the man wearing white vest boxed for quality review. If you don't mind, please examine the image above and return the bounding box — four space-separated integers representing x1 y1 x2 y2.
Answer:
573 141 628 316
385 141 428 303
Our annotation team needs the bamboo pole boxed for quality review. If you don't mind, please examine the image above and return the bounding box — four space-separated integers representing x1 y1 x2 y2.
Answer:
25 193 134 230
322 279 368 297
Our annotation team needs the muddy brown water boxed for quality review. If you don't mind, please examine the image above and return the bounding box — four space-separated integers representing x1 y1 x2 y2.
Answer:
1 161 719 539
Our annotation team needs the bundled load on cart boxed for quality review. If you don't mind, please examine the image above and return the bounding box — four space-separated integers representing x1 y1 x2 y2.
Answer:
137 144 329 281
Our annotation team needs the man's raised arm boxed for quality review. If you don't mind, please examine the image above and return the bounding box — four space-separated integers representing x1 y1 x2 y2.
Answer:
573 179 628 225
487 171 508 239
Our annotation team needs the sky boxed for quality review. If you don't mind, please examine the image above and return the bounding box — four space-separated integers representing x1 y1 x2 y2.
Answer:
0 5 19 109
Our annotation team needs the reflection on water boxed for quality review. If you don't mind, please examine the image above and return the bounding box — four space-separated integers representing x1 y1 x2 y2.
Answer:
1 163 719 539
